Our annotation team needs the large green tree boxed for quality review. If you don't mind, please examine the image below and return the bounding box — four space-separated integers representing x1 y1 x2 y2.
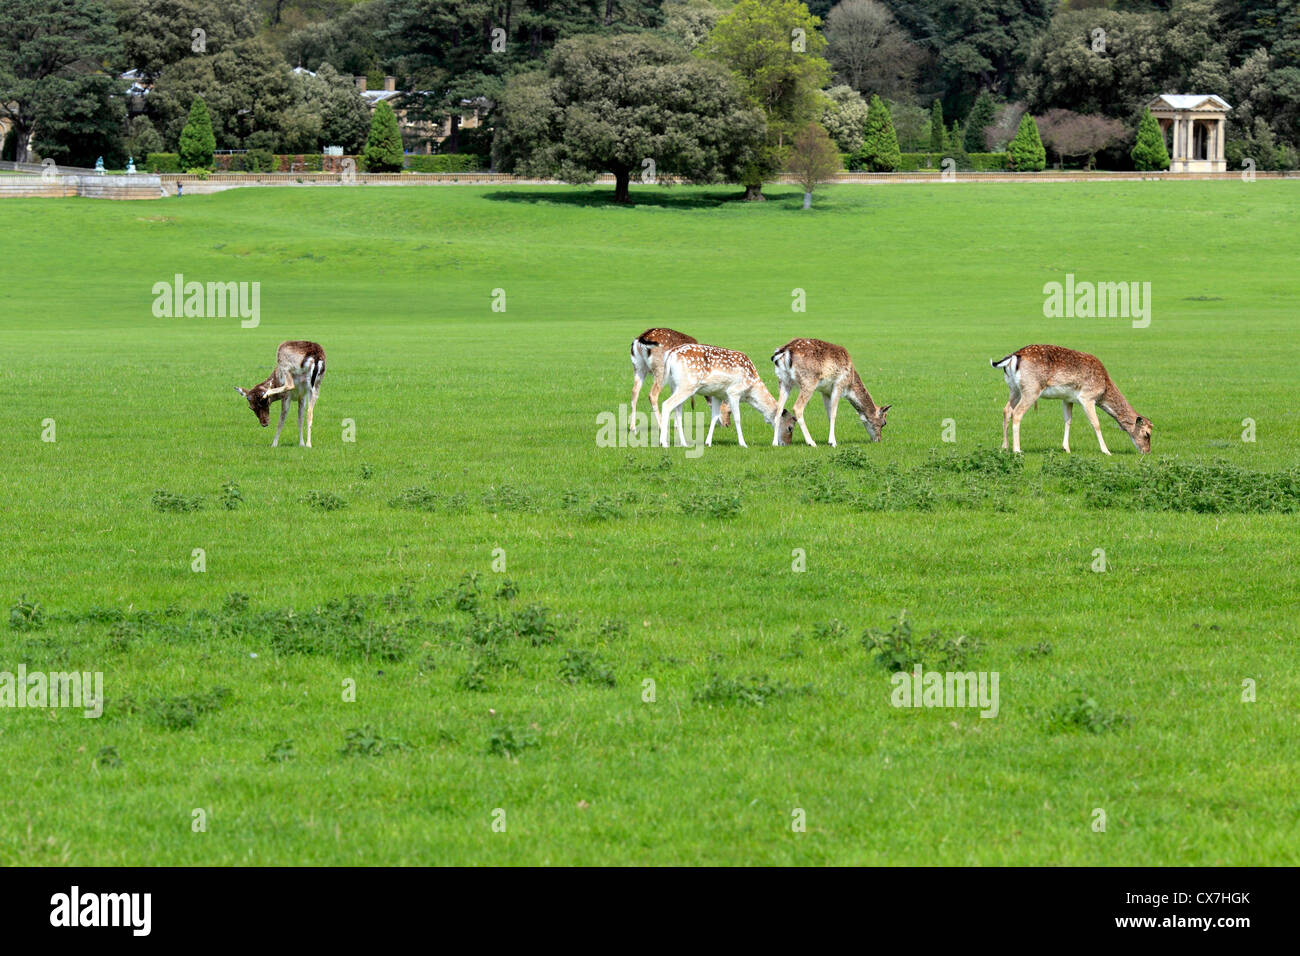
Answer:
493 33 765 202
281 62 372 154
178 95 216 168
1131 107 1170 170
883 0 1054 114
852 93 901 170
148 37 294 150
363 99 404 170
963 91 996 152
1005 111 1046 170
0 0 122 163
702 0 831 200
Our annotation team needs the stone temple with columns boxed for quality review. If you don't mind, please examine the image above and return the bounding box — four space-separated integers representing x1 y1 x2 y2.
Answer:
1148 94 1232 172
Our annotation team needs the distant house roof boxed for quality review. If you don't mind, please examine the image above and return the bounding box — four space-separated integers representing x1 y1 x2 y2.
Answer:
362 90 402 103
1150 94 1231 111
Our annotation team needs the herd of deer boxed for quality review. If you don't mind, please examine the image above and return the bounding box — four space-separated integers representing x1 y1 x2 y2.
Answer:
629 328 1153 454
234 333 1152 455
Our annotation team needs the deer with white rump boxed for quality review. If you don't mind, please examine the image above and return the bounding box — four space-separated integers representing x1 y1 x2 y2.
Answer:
658 343 794 448
991 344 1151 454
771 338 891 446
235 340 326 447
630 328 728 435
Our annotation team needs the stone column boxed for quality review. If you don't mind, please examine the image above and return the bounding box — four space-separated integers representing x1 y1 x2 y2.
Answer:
1217 117 1226 163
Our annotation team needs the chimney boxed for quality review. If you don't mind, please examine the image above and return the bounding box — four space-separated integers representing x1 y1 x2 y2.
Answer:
355 75 367 92
384 76 396 92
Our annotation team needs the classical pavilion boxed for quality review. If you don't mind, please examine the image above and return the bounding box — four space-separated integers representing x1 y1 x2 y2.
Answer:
1147 94 1232 172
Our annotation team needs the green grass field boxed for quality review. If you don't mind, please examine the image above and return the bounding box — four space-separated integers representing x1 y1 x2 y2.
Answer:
1 181 1297 865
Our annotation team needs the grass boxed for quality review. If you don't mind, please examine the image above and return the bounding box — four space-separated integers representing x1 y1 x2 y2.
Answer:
0 181 1297 865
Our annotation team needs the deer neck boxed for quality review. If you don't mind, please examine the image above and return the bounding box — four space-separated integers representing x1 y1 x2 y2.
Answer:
844 371 878 418
748 382 782 425
1100 380 1138 433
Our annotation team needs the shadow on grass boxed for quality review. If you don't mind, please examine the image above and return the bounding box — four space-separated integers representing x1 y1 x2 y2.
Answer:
481 185 807 209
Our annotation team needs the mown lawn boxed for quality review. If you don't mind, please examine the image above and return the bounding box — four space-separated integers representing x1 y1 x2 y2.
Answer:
0 180 1296 864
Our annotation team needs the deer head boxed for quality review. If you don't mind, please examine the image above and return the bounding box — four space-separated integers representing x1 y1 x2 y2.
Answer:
775 409 796 445
1130 415 1152 454
234 384 272 427
862 404 892 442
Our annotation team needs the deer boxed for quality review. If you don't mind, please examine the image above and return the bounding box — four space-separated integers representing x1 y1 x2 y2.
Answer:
990 344 1152 455
658 343 795 449
630 328 729 436
770 338 891 447
235 340 326 448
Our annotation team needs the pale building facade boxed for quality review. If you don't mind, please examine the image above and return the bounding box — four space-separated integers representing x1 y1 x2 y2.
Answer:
1148 94 1231 172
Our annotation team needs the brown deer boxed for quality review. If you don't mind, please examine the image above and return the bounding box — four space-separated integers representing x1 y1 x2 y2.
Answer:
659 344 794 448
771 338 891 446
991 344 1152 455
630 328 728 435
235 340 326 447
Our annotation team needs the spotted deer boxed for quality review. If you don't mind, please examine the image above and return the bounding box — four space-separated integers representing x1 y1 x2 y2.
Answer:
771 338 891 447
991 344 1151 455
659 344 795 448
235 340 326 447
630 328 728 435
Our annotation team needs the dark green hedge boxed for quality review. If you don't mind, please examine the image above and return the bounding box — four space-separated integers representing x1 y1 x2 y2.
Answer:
404 154 489 173
145 153 181 173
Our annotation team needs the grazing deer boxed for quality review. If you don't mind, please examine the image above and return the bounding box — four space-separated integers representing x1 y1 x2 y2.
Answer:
990 344 1151 455
658 344 795 448
630 328 728 435
771 338 891 447
235 340 326 447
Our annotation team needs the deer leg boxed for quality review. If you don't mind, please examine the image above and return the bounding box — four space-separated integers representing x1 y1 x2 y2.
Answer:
630 369 645 434
1009 385 1041 454
272 395 290 447
659 388 690 447
706 397 723 446
729 394 746 448
792 391 816 447
1002 401 1013 450
1081 399 1111 455
306 389 317 448
1062 401 1073 453
649 377 664 438
297 395 306 446
825 387 843 447
720 400 732 428
773 384 790 446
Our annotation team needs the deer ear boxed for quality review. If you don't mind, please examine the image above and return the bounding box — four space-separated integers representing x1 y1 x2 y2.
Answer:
234 386 247 396
880 405 892 415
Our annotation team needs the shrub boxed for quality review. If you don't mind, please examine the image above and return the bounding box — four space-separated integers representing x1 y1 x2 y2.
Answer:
144 152 181 173
964 92 996 152
852 94 902 171
363 101 404 172
9 597 43 631
341 725 410 756
558 648 616 687
405 153 488 173
1005 113 1046 171
693 674 809 707
1045 691 1131 734
1131 108 1170 171
861 612 979 672
896 152 1006 172
178 97 216 170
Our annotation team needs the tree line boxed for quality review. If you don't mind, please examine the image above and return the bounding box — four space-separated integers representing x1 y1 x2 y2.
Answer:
1 0 1295 179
